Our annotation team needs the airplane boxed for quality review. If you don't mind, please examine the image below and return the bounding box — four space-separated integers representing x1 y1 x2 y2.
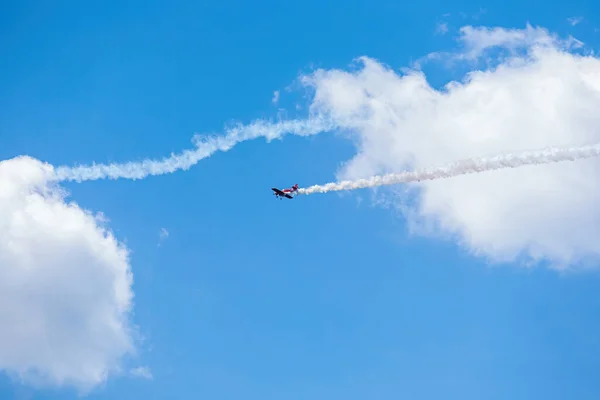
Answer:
271 184 299 199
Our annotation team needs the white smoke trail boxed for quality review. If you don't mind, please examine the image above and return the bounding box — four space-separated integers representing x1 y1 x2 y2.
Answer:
53 116 336 182
297 142 600 194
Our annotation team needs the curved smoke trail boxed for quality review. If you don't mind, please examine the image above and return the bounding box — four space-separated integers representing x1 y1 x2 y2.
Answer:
297 142 600 194
46 112 600 190
53 116 336 182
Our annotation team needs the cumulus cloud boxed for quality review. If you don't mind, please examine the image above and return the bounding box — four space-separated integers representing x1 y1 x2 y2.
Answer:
300 24 600 267
0 156 135 390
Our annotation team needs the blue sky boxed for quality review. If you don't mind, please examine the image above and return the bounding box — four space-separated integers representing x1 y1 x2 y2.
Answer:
2 1 600 399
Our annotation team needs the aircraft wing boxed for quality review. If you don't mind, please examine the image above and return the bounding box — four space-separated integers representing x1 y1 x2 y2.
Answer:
272 188 294 199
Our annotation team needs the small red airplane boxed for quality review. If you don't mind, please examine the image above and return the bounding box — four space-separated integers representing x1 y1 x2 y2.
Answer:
271 184 299 199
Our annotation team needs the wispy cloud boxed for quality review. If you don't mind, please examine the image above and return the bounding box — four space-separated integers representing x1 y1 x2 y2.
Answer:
456 8 486 20
159 228 169 239
567 16 583 26
435 22 449 35
472 8 486 20
130 366 153 380
417 23 584 67
272 90 280 104
158 228 169 246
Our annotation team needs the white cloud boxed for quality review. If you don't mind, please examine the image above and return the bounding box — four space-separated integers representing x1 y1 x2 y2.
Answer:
452 24 582 61
567 16 583 26
159 228 169 239
473 8 486 20
300 25 600 267
158 228 169 246
414 23 584 69
0 156 135 390
436 22 449 35
130 366 152 380
414 24 583 69
456 8 486 21
272 90 280 104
